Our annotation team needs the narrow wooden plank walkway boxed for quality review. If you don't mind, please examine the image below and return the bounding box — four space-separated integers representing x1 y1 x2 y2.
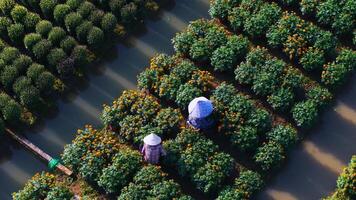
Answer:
5 128 73 176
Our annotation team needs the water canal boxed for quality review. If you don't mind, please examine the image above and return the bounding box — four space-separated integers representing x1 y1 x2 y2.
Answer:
0 0 355 199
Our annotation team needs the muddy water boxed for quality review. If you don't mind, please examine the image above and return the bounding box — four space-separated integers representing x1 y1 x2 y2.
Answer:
258 75 356 200
0 1 210 199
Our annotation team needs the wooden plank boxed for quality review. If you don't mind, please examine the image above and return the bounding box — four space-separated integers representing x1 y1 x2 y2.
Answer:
5 128 73 176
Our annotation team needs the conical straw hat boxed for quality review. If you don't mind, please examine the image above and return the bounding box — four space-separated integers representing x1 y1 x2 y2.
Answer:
143 133 162 146
188 97 213 118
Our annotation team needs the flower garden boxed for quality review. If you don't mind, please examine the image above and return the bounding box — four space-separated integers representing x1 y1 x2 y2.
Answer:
10 0 356 199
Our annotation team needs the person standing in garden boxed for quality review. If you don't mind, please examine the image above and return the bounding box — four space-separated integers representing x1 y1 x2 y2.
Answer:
187 97 214 130
141 133 166 164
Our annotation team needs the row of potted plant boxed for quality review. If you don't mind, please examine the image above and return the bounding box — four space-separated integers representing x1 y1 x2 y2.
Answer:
209 0 355 90
138 54 298 173
172 19 334 128
279 0 355 38
61 124 190 198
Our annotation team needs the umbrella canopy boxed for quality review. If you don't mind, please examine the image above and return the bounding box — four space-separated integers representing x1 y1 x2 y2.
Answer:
143 133 162 146
188 97 213 118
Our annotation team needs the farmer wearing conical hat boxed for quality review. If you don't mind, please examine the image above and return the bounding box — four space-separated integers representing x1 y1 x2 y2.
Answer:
141 133 166 164
187 97 214 130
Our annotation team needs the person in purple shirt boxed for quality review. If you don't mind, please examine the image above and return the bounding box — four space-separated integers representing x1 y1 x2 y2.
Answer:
187 97 214 130
141 133 166 164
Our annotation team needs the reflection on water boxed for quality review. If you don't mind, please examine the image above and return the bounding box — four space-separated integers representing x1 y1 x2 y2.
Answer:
0 0 210 199
258 75 356 200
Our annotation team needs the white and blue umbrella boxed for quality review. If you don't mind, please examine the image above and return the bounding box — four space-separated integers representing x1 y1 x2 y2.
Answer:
188 97 213 119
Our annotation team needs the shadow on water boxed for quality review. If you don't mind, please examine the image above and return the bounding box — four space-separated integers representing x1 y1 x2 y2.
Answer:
257 74 356 200
0 0 211 199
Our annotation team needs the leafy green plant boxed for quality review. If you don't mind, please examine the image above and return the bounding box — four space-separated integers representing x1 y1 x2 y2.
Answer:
254 141 285 171
266 125 298 150
54 4 71 25
36 20 53 37
292 100 318 128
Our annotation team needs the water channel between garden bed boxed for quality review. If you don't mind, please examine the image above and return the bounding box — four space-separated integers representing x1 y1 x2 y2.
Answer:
0 0 355 199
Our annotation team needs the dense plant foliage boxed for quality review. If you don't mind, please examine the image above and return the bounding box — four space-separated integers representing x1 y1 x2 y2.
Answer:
164 128 235 193
324 155 356 200
12 172 74 200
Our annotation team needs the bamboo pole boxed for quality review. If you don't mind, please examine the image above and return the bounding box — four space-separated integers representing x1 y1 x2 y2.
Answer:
5 128 73 176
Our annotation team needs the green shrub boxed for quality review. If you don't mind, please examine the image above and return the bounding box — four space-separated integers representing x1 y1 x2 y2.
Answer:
314 31 336 55
88 10 105 26
98 148 142 194
209 0 232 19
2 100 21 123
57 57 75 78
336 48 356 72
66 0 84 10
332 12 353 36
27 63 46 81
36 20 53 37
175 83 202 109
235 170 264 195
266 125 298 150
306 86 332 108
40 0 58 18
76 21 93 42
316 0 339 26
300 0 318 15
13 76 32 95
158 75 182 100
19 86 41 110
46 186 73 200
267 87 294 111
228 7 249 32
77 2 95 18
35 71 55 94
8 24 25 44
48 27 66 45
47 48 67 68
54 4 71 24
230 126 259 152
87 27 105 48
244 3 281 38
71 45 94 66
13 55 33 73
65 12 83 33
0 0 15 15
322 62 349 88
171 60 197 81
60 36 77 54
254 141 285 171
300 47 325 71
1 47 20 64
101 13 117 34
24 12 41 31
247 108 272 133
172 31 196 55
189 39 210 62
216 187 246 200
0 17 12 35
333 156 356 199
211 46 236 72
24 33 42 50
11 5 28 23
32 39 53 60
120 3 138 24
292 100 318 128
